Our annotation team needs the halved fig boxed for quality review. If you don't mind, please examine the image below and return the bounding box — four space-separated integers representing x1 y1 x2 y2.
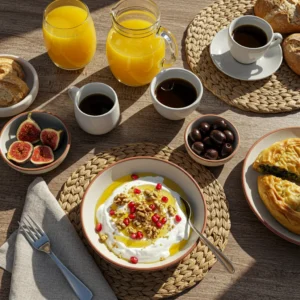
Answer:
40 128 62 151
17 113 41 144
30 145 54 165
7 141 33 164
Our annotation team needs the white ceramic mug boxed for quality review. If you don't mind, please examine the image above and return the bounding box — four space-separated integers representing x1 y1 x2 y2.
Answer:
228 16 283 64
68 83 120 135
150 68 203 121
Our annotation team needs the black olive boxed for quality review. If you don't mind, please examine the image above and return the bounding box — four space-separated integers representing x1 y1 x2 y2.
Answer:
203 136 214 148
192 142 205 155
204 149 218 160
224 130 234 143
212 119 227 130
190 128 202 142
210 130 226 145
199 122 211 135
221 143 233 157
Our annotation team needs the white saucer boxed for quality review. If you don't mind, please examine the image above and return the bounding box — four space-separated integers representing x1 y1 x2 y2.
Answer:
209 28 283 81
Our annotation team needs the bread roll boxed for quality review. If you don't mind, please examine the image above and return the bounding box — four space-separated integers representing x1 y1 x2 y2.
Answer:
283 33 300 75
0 58 25 79
254 0 300 34
0 73 29 96
0 81 23 107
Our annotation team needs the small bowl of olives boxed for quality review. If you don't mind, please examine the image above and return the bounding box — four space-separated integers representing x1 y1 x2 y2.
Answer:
184 114 240 167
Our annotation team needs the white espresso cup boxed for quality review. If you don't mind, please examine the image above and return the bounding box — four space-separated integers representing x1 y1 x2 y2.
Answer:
150 68 203 121
68 83 120 135
228 15 283 64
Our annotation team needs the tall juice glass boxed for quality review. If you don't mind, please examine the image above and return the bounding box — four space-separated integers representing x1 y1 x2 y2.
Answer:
106 0 178 87
43 0 96 70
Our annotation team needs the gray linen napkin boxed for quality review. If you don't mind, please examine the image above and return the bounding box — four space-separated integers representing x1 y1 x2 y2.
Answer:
0 177 117 300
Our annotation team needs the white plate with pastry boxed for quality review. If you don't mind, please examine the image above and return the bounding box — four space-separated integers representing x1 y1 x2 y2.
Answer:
0 54 39 118
209 28 283 81
242 127 300 245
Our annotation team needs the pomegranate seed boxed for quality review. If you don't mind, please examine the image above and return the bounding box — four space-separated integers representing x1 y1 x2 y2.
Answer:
130 233 137 239
149 204 156 211
130 256 138 264
130 206 136 213
154 213 160 219
131 174 139 180
156 222 162 228
136 231 143 239
156 183 162 190
134 188 141 194
152 215 159 223
128 201 135 208
123 218 130 226
109 209 115 216
129 213 136 219
175 215 182 222
161 196 168 203
161 217 167 224
95 223 102 232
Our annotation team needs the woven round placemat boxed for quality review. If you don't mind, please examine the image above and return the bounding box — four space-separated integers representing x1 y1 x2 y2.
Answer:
185 0 300 114
58 143 230 299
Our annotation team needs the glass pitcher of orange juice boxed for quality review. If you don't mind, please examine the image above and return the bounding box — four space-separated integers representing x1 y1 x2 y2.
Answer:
43 0 96 70
106 0 178 86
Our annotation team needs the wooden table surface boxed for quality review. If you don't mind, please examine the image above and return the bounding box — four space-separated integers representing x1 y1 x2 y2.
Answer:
1 0 300 299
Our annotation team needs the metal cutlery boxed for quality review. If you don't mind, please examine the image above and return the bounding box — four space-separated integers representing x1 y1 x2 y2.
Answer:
19 215 93 300
180 197 235 274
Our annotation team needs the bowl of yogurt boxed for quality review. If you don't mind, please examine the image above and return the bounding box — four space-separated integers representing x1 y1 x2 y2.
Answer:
81 157 207 271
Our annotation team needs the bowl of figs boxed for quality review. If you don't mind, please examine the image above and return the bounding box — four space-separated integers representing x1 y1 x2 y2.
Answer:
0 111 71 174
184 114 240 167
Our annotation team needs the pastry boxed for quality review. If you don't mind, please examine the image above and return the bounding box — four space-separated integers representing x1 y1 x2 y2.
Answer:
0 58 25 79
254 0 300 34
283 34 300 75
258 175 300 234
253 138 300 181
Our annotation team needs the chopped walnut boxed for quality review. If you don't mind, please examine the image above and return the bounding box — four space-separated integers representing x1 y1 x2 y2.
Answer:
115 219 126 230
168 205 177 216
145 225 158 239
127 226 137 234
144 189 158 201
99 233 108 242
133 220 142 228
114 193 130 206
158 203 165 213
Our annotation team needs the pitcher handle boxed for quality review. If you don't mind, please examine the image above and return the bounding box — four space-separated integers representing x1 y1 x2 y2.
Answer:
157 26 178 68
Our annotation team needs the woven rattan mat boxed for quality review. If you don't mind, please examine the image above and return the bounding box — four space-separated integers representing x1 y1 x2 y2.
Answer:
58 143 230 299
185 0 300 114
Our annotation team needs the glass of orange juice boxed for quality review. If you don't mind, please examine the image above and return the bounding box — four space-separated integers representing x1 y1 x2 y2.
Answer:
106 0 178 87
43 0 96 70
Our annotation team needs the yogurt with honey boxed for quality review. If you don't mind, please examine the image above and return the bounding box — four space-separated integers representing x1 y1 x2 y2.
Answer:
95 174 190 264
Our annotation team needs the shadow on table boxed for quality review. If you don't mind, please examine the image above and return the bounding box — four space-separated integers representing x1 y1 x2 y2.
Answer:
0 0 118 42
221 160 300 299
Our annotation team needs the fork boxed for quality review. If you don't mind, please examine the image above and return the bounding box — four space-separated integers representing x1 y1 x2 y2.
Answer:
19 216 93 300
180 197 235 274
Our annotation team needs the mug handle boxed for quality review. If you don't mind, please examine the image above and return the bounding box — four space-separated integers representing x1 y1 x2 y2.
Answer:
157 26 178 68
270 33 283 48
68 86 79 102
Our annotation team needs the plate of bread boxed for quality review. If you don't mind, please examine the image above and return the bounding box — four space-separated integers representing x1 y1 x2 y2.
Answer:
0 54 39 118
254 0 300 76
242 127 300 245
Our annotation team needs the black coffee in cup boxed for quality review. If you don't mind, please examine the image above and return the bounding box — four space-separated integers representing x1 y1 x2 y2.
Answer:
232 25 268 48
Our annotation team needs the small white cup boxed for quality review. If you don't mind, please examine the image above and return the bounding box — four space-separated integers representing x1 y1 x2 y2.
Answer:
228 15 283 64
150 68 203 121
68 83 120 135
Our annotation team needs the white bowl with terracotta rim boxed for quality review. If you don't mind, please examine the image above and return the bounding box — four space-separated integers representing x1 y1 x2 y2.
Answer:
242 127 300 245
81 157 207 271
0 111 71 175
184 114 240 167
0 54 39 118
